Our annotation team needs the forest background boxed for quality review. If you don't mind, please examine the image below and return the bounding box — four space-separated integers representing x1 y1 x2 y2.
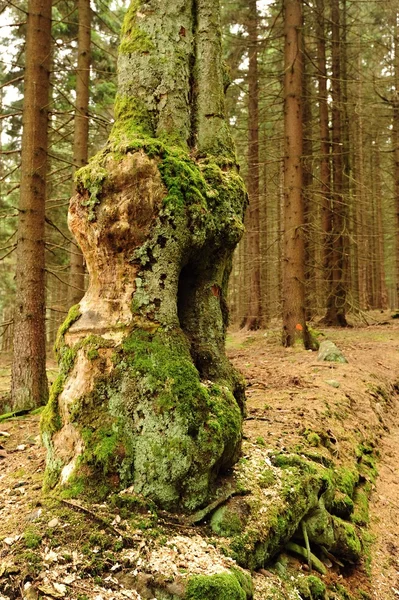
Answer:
0 0 399 403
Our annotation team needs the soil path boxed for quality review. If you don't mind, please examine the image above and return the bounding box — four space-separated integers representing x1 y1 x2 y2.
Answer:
369 424 399 599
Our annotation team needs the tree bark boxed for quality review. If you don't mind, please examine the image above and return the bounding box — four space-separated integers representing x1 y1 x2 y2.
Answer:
282 0 311 348
42 0 247 511
69 0 91 307
11 0 51 409
394 8 399 308
242 0 262 330
315 0 332 309
323 0 348 326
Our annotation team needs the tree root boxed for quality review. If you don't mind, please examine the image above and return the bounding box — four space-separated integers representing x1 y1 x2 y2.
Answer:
286 541 327 575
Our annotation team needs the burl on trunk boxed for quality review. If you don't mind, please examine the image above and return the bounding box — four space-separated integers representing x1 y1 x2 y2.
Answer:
42 0 247 510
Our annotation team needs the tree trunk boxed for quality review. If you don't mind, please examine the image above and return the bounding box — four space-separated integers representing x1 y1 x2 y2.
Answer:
69 0 91 307
302 36 315 318
373 140 388 309
11 0 51 410
42 0 247 511
242 0 262 330
323 0 348 326
315 0 332 310
282 0 312 348
394 9 399 308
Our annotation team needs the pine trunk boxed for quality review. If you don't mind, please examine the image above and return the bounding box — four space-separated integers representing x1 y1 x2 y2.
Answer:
42 0 247 511
11 0 51 409
394 10 399 308
69 0 91 306
323 0 348 326
242 0 262 330
282 0 311 347
316 0 332 310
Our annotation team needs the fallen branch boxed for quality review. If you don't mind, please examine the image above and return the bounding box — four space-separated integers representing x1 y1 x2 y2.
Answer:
59 498 135 546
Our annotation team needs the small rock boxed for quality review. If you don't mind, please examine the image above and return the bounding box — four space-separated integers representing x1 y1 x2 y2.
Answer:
48 518 60 528
25 508 42 522
317 340 348 363
16 444 27 451
0 431 10 438
3 536 18 546
325 379 340 388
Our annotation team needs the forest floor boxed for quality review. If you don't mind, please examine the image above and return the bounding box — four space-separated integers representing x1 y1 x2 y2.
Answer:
0 312 398 600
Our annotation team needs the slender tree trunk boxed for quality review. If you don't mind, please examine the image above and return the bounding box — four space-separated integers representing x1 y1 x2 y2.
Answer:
11 0 51 409
302 38 315 318
42 0 246 511
355 50 368 310
282 0 312 347
373 140 388 308
323 0 348 326
315 0 332 310
242 0 262 330
69 0 91 306
394 9 399 308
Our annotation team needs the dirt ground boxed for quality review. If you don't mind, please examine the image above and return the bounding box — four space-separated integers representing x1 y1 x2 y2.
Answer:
0 313 398 599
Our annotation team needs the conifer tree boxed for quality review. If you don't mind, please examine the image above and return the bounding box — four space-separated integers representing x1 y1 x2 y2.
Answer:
11 0 52 409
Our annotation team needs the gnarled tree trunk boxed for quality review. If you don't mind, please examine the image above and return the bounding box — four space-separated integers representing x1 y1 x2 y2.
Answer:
42 0 247 511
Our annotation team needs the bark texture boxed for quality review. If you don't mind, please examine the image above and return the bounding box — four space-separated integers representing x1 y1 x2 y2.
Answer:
42 0 247 511
281 0 312 348
242 0 262 331
11 0 51 409
69 0 91 306
324 0 348 326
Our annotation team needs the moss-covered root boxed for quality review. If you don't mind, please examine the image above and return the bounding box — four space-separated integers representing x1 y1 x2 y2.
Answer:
186 570 253 600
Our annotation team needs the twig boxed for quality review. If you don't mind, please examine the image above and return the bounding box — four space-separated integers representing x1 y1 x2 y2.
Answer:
59 498 135 546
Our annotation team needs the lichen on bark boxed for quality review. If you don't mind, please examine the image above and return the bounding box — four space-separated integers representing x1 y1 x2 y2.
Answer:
42 0 247 510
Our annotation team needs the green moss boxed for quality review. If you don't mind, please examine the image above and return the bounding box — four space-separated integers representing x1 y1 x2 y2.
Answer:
23 528 42 549
296 575 326 600
119 27 154 55
87 348 100 360
307 575 326 599
55 304 81 349
351 487 369 525
332 516 362 562
331 490 354 519
60 475 85 499
306 432 321 447
230 568 253 599
112 95 154 141
75 160 108 221
210 506 244 537
259 468 277 488
40 373 65 437
186 571 251 600
332 583 354 600
335 467 359 498
22 550 43 576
